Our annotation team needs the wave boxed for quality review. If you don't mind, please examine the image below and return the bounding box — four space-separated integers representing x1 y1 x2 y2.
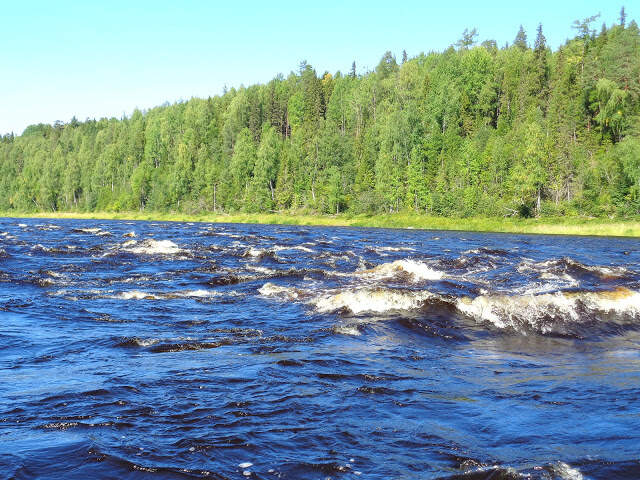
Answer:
366 246 416 256
72 227 111 236
518 257 631 280
35 224 62 230
312 288 437 314
116 337 159 347
258 274 640 336
258 282 307 300
170 289 221 298
109 289 226 301
462 247 510 256
271 244 315 253
437 461 585 480
358 259 444 282
456 287 640 335
121 238 185 255
149 340 231 353
114 290 161 300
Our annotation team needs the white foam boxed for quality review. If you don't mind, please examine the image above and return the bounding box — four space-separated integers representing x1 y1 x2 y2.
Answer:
273 245 315 253
116 290 160 300
360 259 444 282
244 247 270 257
313 288 435 314
122 239 184 255
518 258 630 279
555 462 584 480
173 289 221 298
375 246 415 253
333 325 361 336
119 275 154 283
75 227 111 236
238 462 253 469
258 282 302 300
456 288 640 333
129 338 159 347
246 266 278 275
43 270 64 279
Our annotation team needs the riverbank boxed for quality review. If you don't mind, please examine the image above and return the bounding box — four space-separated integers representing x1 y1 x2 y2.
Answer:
2 211 639 237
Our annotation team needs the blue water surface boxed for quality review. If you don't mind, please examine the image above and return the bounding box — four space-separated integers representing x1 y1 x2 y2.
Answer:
0 218 639 479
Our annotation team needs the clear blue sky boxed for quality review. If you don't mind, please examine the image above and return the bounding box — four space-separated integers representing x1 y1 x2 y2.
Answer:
0 0 626 135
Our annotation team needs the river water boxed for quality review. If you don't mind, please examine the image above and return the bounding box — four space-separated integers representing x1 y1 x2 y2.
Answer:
1 218 639 479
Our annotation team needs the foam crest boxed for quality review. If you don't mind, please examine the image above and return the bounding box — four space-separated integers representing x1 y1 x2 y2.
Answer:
313 288 435 314
172 289 221 298
553 462 584 480
273 245 315 253
518 257 630 280
73 227 111 236
258 282 304 300
115 290 160 300
118 337 159 347
242 247 278 259
369 246 416 256
122 239 185 255
110 289 226 300
456 287 640 334
360 259 444 282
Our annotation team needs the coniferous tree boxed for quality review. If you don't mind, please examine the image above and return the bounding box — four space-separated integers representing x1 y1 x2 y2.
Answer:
514 25 528 50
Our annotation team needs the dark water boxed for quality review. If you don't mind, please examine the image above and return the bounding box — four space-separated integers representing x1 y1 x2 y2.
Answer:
1 218 640 479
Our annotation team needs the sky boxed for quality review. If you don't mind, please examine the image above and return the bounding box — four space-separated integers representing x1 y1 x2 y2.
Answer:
0 0 627 135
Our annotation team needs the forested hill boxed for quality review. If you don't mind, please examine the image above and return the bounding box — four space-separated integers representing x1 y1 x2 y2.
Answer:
2 15 640 218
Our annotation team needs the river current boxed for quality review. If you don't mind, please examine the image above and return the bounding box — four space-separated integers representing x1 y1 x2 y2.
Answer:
0 218 639 479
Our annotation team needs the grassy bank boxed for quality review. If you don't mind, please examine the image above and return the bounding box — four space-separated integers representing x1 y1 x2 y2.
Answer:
2 211 640 237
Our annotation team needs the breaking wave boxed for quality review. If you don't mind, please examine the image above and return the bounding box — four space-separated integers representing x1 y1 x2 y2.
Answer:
456 287 640 335
358 259 444 282
312 288 437 314
72 227 111 236
518 257 631 281
258 282 307 301
121 239 185 255
111 289 226 301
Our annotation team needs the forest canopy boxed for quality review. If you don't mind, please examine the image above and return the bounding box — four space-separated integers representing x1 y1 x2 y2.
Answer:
1 13 639 218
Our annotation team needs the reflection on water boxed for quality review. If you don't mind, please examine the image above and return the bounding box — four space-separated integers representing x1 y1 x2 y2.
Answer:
1 218 639 479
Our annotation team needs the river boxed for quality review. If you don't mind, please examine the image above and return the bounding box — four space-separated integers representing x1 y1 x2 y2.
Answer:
1 218 639 479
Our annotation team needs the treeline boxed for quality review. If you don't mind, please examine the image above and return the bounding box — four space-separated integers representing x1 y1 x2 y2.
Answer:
1 13 640 217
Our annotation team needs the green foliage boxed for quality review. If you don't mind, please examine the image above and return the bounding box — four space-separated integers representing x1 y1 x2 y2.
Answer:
2 17 640 219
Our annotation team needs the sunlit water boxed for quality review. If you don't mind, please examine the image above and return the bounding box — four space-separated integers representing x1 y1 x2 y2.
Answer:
1 218 639 479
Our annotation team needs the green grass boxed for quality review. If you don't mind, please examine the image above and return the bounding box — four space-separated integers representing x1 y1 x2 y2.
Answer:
2 210 640 237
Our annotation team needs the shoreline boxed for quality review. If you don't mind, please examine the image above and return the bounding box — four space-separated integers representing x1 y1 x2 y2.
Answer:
2 211 640 237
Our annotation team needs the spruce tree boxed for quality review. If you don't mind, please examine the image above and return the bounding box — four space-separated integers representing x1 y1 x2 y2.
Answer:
514 25 528 50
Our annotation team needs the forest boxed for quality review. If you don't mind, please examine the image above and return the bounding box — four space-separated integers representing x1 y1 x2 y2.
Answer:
1 12 639 219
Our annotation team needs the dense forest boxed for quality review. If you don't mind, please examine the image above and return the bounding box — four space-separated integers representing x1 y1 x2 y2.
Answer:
1 12 639 218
